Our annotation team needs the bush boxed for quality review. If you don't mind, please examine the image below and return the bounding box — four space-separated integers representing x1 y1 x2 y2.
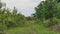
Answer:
34 18 60 27
5 18 26 28
0 23 7 32
43 18 60 27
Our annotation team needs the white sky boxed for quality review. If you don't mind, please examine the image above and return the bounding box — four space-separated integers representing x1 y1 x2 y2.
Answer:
1 0 44 16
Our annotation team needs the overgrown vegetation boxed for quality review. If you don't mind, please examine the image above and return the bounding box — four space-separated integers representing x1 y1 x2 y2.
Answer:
34 0 60 27
0 0 60 34
0 0 26 33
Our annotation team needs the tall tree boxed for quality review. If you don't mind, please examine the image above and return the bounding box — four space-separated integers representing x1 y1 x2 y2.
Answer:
12 7 17 15
35 0 57 22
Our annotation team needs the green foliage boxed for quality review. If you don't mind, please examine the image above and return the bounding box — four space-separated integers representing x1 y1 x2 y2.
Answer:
34 0 60 27
42 18 60 27
5 24 60 34
0 0 60 34
35 0 57 20
0 1 26 33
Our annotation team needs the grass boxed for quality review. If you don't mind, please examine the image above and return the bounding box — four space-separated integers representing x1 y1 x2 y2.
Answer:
5 23 60 34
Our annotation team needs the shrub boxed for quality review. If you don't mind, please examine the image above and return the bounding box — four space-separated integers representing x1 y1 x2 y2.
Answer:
43 18 60 27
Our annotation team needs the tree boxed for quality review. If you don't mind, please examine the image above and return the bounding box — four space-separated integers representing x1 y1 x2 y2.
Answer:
0 0 2 9
0 0 26 32
12 7 17 15
34 0 60 27
0 0 7 33
35 0 57 21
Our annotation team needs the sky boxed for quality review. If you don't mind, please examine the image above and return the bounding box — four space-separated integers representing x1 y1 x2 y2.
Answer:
1 0 44 16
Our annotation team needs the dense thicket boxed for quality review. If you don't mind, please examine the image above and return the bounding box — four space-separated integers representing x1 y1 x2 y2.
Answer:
34 0 60 27
1 0 60 34
0 1 26 32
